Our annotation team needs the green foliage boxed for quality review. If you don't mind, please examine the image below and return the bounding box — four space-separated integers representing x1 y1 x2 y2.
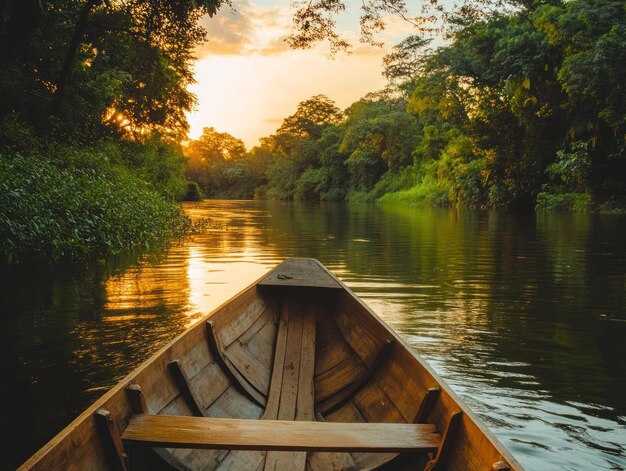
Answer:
266 155 300 199
342 100 419 173
0 0 219 140
379 176 452 206
294 168 324 200
453 159 486 206
407 73 470 126
183 181 205 201
0 0 221 263
188 0 624 213
276 94 344 142
0 153 189 263
120 133 187 199
382 35 432 92
0 112 40 154
345 190 376 203
536 140 593 212
545 141 591 192
184 127 249 198
536 192 592 212
255 96 350 201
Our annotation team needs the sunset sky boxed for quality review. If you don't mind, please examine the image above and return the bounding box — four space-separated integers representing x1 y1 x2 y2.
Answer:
186 0 417 148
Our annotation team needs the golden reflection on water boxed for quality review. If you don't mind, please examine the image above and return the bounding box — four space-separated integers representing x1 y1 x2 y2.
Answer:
101 314 158 322
99 203 278 334
186 245 269 321
103 250 190 315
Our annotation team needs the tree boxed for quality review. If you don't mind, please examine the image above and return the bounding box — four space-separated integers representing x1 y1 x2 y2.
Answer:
0 0 223 142
276 95 344 142
341 99 418 189
185 127 246 197
286 0 532 53
186 127 246 163
51 0 223 116
382 35 432 93
539 0 626 196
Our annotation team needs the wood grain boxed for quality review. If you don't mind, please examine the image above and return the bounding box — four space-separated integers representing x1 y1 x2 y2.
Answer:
265 300 317 470
316 339 394 415
122 415 441 452
206 320 267 407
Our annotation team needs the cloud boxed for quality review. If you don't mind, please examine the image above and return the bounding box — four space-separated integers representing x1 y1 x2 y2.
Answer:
195 0 293 58
195 0 407 59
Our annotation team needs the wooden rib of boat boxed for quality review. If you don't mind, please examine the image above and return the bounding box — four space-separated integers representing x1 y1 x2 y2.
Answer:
19 258 523 471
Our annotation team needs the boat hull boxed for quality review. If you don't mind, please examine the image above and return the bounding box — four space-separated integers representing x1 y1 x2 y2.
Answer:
19 259 522 471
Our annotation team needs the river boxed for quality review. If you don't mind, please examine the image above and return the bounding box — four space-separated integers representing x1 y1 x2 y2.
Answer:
1 200 625 470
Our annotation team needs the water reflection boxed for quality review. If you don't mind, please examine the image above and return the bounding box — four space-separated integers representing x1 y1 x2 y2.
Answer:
1 200 625 470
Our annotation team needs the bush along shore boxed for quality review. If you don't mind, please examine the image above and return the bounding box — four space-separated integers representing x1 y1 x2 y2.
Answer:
0 150 190 264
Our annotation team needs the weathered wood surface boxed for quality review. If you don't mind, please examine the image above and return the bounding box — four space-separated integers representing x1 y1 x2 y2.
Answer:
94 409 128 471
206 320 267 407
316 339 394 415
168 360 206 417
124 385 193 471
259 258 342 289
122 415 441 452
264 297 317 470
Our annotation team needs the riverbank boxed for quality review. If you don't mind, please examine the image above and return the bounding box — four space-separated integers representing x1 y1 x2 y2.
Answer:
377 186 626 214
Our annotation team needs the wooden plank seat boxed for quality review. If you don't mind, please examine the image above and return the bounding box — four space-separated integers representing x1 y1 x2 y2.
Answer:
125 384 193 471
121 415 442 453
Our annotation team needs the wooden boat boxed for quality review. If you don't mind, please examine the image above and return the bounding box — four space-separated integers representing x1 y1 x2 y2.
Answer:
20 258 523 471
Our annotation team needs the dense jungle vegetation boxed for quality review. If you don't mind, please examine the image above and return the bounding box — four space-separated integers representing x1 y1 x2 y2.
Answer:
186 0 626 212
0 0 225 262
1 0 625 263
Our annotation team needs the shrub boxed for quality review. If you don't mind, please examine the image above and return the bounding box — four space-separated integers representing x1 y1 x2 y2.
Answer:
453 159 486 207
294 168 324 201
535 191 592 212
545 141 591 193
183 181 205 201
378 175 451 206
0 153 189 263
346 190 375 203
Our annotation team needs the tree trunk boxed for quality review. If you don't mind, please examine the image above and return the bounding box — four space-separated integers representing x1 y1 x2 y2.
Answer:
50 0 101 114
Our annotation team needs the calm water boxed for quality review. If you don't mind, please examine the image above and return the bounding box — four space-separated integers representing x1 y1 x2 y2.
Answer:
1 200 625 470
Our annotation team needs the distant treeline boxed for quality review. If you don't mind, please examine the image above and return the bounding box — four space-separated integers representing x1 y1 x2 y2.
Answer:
186 0 626 212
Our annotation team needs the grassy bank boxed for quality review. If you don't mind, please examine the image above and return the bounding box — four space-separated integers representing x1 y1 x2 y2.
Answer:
0 153 189 263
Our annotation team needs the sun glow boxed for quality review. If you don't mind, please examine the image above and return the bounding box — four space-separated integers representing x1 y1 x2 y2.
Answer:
187 51 389 148
184 0 412 148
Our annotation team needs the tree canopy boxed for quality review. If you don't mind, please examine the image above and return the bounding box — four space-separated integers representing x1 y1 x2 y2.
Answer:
0 0 225 143
184 0 626 212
